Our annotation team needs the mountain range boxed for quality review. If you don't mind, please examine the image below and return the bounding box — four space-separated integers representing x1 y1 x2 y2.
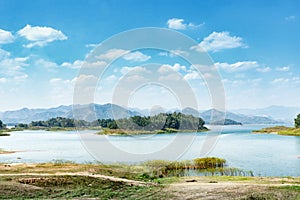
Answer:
0 104 294 125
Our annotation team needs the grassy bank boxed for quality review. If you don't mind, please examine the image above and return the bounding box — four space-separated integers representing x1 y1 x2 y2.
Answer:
0 129 12 136
0 149 15 154
98 127 208 135
0 162 299 199
253 126 300 136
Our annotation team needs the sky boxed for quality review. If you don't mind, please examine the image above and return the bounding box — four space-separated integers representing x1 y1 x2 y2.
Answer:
0 0 299 111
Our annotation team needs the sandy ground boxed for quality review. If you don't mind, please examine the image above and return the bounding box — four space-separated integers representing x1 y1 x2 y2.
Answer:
164 177 300 200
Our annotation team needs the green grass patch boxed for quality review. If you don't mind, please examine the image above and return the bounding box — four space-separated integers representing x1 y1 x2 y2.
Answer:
0 175 166 200
253 126 300 136
98 128 208 135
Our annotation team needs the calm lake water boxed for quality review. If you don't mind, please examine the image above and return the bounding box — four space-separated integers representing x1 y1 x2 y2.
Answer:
0 125 299 177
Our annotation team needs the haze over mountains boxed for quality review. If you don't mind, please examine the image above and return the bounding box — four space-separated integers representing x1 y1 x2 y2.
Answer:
0 104 293 125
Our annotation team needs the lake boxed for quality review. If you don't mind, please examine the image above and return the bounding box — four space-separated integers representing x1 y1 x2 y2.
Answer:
0 125 299 177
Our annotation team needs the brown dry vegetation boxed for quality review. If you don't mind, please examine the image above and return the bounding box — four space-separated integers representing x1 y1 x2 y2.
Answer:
0 163 299 199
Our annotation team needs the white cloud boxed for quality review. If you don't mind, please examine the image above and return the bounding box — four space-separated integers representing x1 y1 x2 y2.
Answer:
158 52 169 57
192 31 246 52
61 60 83 69
272 78 289 84
49 77 76 106
0 29 14 44
105 75 117 82
120 66 148 75
167 18 204 30
215 61 258 72
35 59 58 69
83 61 107 69
276 66 290 71
14 74 28 81
97 49 129 60
123 51 151 62
73 74 98 85
184 71 201 80
285 15 296 21
85 43 98 48
271 77 300 86
0 56 29 80
159 73 181 81
158 49 189 58
256 67 271 73
0 48 11 60
167 18 186 30
122 74 147 83
0 77 7 83
159 63 186 74
17 24 67 48
292 77 300 84
170 49 189 57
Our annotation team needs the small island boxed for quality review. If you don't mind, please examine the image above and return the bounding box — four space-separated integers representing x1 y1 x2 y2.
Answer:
97 112 208 135
253 114 300 136
210 119 242 126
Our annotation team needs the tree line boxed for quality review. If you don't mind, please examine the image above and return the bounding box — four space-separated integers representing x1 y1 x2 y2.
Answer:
13 112 207 131
295 114 300 128
5 113 299 131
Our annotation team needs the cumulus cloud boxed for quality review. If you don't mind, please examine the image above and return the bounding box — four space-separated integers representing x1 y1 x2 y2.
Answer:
17 24 67 48
0 29 14 44
192 31 246 52
35 58 58 70
159 73 181 81
105 75 117 82
158 63 186 74
272 78 289 84
271 77 300 85
215 61 258 72
276 66 290 71
256 67 271 73
97 49 129 60
167 18 186 30
120 66 148 75
123 51 151 62
49 77 76 106
61 60 84 69
183 71 201 80
0 77 7 83
0 48 11 59
0 56 29 82
158 49 189 58
167 18 204 30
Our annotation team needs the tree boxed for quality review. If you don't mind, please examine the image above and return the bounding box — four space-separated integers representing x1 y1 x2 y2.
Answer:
107 120 118 129
295 114 300 128
0 120 6 130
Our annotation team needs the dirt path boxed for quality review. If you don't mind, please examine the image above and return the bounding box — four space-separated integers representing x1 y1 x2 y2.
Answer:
164 177 300 200
0 172 154 186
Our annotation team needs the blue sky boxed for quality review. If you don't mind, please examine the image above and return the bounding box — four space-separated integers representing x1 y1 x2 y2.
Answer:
0 0 299 111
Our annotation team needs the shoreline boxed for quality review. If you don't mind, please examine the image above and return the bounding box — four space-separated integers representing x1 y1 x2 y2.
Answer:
252 126 300 136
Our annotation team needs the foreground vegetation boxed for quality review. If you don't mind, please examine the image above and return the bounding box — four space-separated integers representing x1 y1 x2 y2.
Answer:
0 161 299 200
